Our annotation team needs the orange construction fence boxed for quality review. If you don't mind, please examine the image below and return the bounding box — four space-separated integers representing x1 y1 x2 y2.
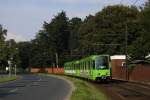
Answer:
30 67 64 74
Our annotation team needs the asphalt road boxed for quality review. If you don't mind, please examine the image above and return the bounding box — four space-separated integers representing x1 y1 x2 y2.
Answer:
0 75 71 100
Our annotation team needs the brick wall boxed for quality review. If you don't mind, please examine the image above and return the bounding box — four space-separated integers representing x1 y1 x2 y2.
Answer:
129 64 150 82
111 59 128 80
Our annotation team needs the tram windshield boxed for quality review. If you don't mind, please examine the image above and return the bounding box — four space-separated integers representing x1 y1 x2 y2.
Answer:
96 56 109 69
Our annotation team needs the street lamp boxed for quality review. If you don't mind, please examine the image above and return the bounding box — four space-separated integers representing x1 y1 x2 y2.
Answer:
56 53 59 68
8 60 11 77
14 47 18 76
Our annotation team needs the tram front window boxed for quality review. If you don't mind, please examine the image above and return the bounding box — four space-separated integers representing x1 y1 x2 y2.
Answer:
96 56 109 69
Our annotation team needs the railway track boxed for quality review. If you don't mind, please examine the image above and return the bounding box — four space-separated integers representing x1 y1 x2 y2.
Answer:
92 80 150 100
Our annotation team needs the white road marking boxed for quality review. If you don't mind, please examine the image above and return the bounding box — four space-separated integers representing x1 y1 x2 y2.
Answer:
10 88 18 93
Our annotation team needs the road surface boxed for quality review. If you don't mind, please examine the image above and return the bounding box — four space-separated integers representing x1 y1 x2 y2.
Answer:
0 75 71 100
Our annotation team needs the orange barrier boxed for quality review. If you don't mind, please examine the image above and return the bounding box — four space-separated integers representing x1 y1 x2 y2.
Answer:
30 68 41 73
31 67 64 74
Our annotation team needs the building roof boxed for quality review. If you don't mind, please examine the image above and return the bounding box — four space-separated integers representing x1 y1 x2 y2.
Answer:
110 55 126 60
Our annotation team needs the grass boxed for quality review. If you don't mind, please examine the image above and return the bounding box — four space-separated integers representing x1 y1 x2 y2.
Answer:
0 76 17 83
64 76 108 100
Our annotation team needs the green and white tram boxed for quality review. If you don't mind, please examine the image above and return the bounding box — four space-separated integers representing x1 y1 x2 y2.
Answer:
64 55 111 81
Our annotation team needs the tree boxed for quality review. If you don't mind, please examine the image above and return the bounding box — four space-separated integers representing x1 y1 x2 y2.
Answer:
17 42 31 69
68 17 82 51
0 25 7 71
29 11 70 67
78 5 141 56
128 0 150 60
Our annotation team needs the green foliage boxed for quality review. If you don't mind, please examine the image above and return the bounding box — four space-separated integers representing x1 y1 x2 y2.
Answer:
17 42 31 69
0 25 7 61
128 1 150 60
0 25 7 70
78 5 141 56
0 25 20 72
27 11 70 67
69 17 82 51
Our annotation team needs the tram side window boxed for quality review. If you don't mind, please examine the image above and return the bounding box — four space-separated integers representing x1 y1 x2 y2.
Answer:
88 61 90 70
93 61 95 69
82 62 84 70
69 64 71 70
86 62 87 70
84 62 86 70
85 62 86 70
89 61 91 69
76 64 77 70
86 61 88 70
78 63 81 70
83 62 84 70
86 62 88 70
75 64 77 70
73 64 75 70
70 64 71 70
83 62 85 70
89 61 91 70
84 62 85 70
85 62 87 70
69 65 70 70
81 63 82 70
73 64 74 70
66 65 68 70
79 64 80 70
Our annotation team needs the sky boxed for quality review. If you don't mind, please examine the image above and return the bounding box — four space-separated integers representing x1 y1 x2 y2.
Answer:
0 0 147 42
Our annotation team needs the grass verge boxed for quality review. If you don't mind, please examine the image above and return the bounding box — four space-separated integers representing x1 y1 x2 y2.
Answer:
41 74 108 100
64 76 108 100
0 76 17 83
